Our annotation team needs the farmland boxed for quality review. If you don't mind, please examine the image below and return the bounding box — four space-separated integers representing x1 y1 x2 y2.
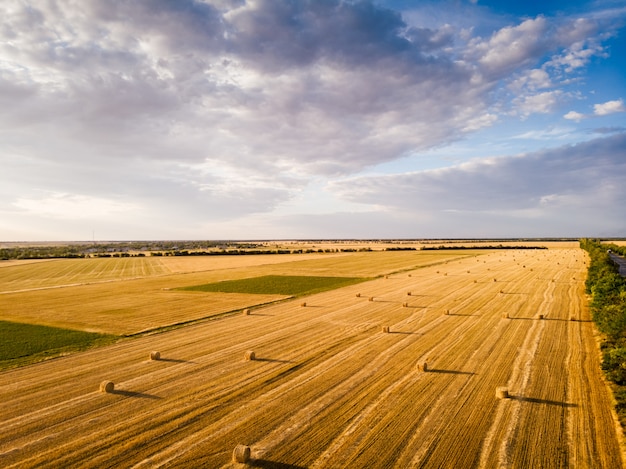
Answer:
0 244 623 468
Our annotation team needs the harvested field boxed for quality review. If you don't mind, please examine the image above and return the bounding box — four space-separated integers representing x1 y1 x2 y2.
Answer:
0 250 471 334
0 247 622 468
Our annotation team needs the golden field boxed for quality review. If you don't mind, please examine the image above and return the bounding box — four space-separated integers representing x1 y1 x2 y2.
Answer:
0 245 623 468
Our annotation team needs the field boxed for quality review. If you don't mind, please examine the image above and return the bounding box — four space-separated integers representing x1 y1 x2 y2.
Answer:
0 251 467 335
0 321 115 369
0 245 623 468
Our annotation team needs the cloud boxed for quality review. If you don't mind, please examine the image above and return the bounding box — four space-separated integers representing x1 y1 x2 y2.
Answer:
564 110 585 122
563 99 625 121
594 99 626 116
1 0 617 178
513 90 562 117
329 133 626 236
466 17 551 78
13 193 139 220
1 1 624 239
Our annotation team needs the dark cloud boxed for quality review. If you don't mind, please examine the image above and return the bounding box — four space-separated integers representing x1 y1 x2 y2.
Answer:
1 0 616 175
332 133 626 213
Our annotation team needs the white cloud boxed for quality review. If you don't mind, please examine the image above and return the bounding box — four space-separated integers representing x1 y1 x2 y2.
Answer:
509 68 552 92
563 99 625 122
513 90 562 117
594 99 626 116
564 110 586 121
13 193 139 220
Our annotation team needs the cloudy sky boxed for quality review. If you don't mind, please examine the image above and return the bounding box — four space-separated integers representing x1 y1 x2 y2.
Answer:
1 0 625 241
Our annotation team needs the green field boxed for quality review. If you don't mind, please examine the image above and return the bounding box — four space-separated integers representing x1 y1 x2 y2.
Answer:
0 320 116 369
179 275 368 296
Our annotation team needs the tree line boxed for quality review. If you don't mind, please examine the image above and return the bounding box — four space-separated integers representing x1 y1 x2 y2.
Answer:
580 239 626 428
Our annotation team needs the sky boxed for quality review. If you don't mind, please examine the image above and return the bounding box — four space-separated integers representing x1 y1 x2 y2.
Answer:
1 0 625 241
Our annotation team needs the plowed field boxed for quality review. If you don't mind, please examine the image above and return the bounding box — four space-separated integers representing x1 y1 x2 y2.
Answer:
0 247 623 468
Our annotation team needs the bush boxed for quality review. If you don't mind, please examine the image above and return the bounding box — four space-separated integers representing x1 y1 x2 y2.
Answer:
581 239 626 432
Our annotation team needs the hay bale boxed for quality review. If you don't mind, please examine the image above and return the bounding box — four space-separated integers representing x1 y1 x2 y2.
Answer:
243 308 251 315
244 351 256 361
496 387 509 399
417 362 428 372
407 291 411 296
570 316 576 321
502 313 509 319
402 302 409 307
537 314 544 320
356 293 361 298
100 381 114 393
150 351 161 361
232 444 251 463
301 302 307 307
408 274 412 277
368 296 374 302
382 326 390 333
385 275 389 279
444 309 450 315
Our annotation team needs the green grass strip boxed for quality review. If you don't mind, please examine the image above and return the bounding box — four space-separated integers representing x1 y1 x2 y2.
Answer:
0 320 116 370
179 275 368 296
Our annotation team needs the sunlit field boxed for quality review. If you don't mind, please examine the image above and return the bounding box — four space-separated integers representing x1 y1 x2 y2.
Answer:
0 250 470 335
0 244 622 468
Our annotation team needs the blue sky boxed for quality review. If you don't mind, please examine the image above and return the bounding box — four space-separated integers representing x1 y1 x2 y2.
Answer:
1 0 625 241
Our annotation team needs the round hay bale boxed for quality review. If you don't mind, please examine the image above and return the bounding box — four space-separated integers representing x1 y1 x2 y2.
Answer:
474 280 477 283
493 278 497 282
408 274 412 277
244 351 256 361
384 275 389 279
496 387 509 399
382 326 390 333
570 316 576 321
100 381 114 393
444 309 450 315
407 291 412 296
368 296 374 302
150 351 161 361
402 302 409 307
417 362 428 372
356 293 361 298
537 314 544 320
502 313 509 319
301 302 307 307
232 444 251 463
243 308 251 315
